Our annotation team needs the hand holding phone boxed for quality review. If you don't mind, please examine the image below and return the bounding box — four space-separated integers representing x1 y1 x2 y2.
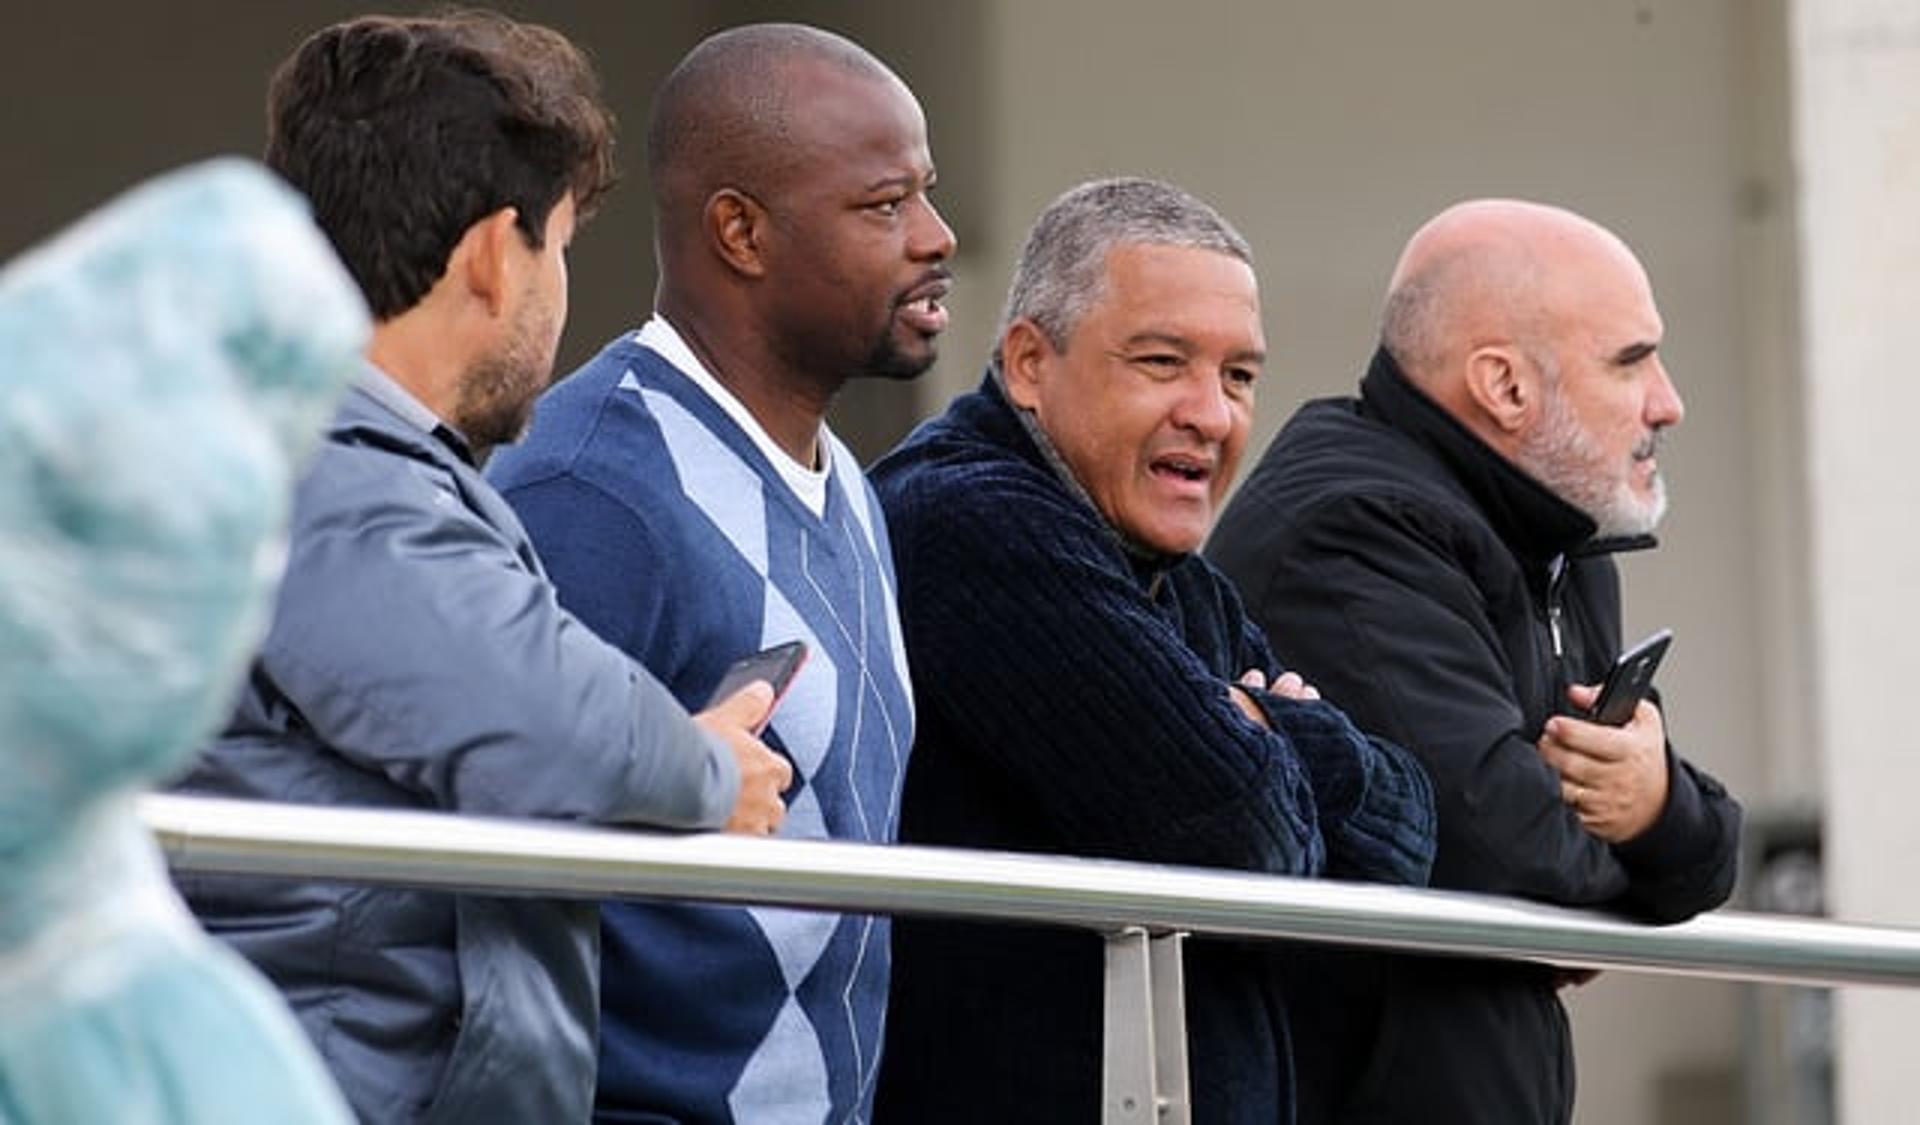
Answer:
705 640 809 712
700 642 808 830
1586 628 1672 726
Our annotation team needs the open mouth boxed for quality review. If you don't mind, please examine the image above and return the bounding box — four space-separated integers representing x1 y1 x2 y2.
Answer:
1150 454 1213 486
897 274 952 336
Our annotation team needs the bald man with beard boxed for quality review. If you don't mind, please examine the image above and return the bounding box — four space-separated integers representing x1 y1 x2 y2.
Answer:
1208 200 1742 1124
490 23 953 1125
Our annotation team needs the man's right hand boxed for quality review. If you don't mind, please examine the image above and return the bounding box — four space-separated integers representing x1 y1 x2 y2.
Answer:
694 681 792 835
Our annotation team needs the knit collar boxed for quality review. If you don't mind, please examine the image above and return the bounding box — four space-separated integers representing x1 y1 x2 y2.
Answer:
1358 347 1648 566
981 365 1181 580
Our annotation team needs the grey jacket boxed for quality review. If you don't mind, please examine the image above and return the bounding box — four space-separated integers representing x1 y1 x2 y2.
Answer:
176 379 738 1124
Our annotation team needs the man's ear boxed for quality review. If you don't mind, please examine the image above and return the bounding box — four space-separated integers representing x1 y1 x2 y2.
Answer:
1463 343 1534 436
706 189 769 279
454 206 521 317
998 319 1054 412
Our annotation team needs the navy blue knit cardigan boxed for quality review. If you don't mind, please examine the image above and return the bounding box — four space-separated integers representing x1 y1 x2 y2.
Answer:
870 374 1436 1125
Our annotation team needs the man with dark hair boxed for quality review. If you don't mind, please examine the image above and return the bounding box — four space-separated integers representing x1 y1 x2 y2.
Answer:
867 177 1435 1124
490 22 951 1125
1207 199 1742 1124
175 14 791 1123
263 13 617 328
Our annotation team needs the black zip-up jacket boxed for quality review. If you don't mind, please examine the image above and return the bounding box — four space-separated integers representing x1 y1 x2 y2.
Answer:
1206 349 1741 1125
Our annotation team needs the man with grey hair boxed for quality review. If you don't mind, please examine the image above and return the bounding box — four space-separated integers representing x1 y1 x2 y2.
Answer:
1208 199 1741 1123
868 177 1436 1123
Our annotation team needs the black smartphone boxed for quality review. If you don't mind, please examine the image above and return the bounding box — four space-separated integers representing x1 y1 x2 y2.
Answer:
704 639 809 710
1586 628 1672 726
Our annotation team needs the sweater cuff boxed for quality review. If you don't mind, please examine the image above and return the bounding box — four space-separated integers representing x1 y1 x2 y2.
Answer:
1250 690 1364 821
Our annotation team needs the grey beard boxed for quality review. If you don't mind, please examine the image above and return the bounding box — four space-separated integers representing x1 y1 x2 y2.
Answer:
1516 390 1668 538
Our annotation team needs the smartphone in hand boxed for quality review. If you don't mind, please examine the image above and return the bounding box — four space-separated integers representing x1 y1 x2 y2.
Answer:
1586 628 1672 726
705 640 809 711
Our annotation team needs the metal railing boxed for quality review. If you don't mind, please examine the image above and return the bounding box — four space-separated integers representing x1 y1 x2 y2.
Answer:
144 794 1920 1123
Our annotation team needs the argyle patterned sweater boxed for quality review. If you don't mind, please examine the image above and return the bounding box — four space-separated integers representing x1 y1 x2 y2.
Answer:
491 338 911 1125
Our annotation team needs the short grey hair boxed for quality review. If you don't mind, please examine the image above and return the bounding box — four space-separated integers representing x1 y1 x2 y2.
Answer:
996 177 1253 359
1379 228 1544 383
1379 273 1443 377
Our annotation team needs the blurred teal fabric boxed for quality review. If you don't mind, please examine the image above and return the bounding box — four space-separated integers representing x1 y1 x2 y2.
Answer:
0 158 367 1124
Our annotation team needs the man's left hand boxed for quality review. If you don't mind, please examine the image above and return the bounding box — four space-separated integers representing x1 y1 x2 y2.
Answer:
1536 684 1669 843
1226 668 1320 729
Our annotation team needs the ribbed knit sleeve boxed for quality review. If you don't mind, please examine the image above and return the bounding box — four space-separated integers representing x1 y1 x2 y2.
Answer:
1221 594 1435 886
881 455 1327 876
1248 690 1436 886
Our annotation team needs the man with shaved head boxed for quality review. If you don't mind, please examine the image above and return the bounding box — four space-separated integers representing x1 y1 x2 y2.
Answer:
490 22 952 1124
1209 200 1741 1123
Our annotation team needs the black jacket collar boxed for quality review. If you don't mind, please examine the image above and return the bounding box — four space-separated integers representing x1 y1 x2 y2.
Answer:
1358 347 1631 566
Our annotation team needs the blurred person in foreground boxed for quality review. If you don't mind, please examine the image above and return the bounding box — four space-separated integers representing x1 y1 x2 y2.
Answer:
173 15 791 1124
0 157 360 1125
491 23 952 1122
1208 199 1742 1124
869 177 1436 1124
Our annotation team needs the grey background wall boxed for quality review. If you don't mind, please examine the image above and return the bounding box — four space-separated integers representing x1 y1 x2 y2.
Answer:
1 0 990 462
6 3 1854 1122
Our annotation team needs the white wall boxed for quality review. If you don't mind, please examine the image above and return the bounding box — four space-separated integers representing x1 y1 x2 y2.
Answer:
1789 2 1920 1121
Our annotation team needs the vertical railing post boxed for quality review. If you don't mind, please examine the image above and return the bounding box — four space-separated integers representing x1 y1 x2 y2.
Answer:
1149 930 1191 1125
1102 927 1191 1125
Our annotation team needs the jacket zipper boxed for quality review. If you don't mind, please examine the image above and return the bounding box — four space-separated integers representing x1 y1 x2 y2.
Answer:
1546 553 1567 661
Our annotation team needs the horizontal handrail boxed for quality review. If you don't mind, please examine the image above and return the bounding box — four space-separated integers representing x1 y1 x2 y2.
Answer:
142 793 1920 990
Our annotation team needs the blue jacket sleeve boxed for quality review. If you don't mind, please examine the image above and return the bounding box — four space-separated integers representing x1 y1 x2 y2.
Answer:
259 440 736 827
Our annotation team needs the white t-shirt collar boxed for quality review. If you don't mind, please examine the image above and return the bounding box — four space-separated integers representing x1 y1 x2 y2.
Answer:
634 316 831 518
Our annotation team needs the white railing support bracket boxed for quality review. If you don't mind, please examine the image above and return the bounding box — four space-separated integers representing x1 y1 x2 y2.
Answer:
1102 927 1190 1125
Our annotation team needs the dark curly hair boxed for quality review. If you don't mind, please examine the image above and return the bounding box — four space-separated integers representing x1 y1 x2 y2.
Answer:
265 10 617 318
